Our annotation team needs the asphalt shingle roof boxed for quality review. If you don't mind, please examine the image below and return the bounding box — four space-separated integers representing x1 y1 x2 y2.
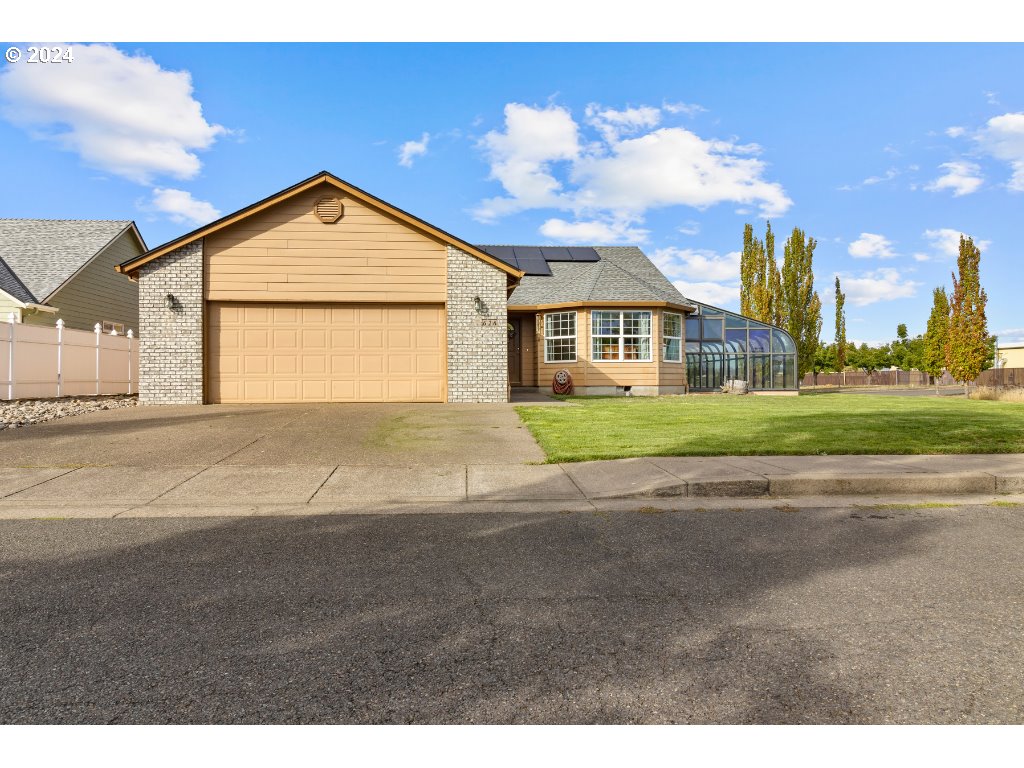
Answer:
501 246 693 307
0 219 132 302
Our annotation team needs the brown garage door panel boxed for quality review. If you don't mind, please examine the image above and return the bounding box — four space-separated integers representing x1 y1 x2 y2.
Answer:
208 303 445 403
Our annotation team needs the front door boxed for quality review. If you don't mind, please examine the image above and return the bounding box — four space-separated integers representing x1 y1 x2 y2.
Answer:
507 317 522 386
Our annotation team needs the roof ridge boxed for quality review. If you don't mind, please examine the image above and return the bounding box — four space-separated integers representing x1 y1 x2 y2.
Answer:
0 218 131 223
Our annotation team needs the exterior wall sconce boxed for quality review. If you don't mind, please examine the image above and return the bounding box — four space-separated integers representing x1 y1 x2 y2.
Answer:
474 296 485 314
164 293 175 310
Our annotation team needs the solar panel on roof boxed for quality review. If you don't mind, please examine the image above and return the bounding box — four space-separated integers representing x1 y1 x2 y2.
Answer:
567 247 600 262
539 247 574 262
478 245 519 269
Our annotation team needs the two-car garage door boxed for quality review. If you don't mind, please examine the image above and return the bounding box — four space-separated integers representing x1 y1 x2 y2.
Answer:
207 302 445 403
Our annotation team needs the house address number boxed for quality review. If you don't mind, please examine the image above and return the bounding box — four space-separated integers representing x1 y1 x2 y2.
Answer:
479 318 502 327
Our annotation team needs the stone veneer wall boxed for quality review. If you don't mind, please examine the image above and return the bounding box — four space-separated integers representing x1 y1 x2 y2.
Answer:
137 239 204 405
446 245 508 403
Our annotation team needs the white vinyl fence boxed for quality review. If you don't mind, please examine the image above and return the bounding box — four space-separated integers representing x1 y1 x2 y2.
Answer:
0 316 137 400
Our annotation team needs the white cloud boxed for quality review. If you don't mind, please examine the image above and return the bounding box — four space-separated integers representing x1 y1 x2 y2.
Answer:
673 280 739 308
974 112 1024 191
996 328 1024 342
923 228 992 259
862 168 899 185
945 126 966 138
652 247 741 283
984 91 1000 106
837 268 920 307
473 102 792 234
663 101 707 117
539 217 648 244
584 103 661 143
150 188 220 225
678 220 701 236
397 132 430 167
474 103 581 221
0 43 225 184
848 232 897 259
912 252 930 262
925 161 984 196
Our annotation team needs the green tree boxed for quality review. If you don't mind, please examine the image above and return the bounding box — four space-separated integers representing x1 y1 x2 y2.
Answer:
780 227 822 379
834 276 847 370
946 236 989 389
891 323 910 369
923 287 950 387
740 222 782 325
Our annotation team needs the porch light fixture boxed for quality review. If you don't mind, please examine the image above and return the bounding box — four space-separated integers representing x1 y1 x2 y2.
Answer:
474 296 485 314
164 293 175 310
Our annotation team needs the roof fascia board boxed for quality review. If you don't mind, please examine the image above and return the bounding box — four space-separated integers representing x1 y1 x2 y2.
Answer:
508 300 696 313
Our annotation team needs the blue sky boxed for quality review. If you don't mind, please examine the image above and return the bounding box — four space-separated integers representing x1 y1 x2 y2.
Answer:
1 42 1022 344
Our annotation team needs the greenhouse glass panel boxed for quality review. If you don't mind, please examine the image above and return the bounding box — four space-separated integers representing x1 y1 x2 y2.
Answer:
685 316 702 340
686 353 701 388
724 355 746 381
702 355 725 390
686 341 701 354
772 356 787 389
748 329 771 353
725 314 747 328
700 340 724 355
749 354 771 389
772 329 796 354
725 328 746 353
782 355 797 388
702 317 724 340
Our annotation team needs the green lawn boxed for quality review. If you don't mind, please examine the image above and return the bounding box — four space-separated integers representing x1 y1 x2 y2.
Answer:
514 394 1024 463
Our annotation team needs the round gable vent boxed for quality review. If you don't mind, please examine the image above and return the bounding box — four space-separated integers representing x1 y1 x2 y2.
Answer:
314 196 344 223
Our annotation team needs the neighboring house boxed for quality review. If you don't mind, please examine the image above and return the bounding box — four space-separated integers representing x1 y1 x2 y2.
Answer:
117 171 798 405
0 219 145 333
996 341 1024 369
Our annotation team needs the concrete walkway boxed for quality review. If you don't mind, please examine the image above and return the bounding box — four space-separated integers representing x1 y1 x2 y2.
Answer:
0 453 1023 518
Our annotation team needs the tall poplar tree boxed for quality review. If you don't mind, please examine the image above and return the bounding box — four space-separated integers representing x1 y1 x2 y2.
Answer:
739 222 782 325
780 227 822 379
946 235 989 389
923 286 950 389
834 276 847 370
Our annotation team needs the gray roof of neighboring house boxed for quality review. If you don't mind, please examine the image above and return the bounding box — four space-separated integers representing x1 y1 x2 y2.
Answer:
0 219 133 303
502 246 693 307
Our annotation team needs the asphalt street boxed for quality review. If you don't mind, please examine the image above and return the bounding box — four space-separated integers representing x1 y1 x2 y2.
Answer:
2 502 1022 724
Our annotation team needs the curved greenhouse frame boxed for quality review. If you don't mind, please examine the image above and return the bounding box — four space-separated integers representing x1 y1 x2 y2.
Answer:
685 302 799 392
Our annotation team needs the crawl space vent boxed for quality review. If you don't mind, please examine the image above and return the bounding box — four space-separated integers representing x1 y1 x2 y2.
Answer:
314 196 344 223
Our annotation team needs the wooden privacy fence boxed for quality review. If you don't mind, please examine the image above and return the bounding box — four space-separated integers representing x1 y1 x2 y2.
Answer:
975 368 1024 387
801 370 931 387
0 317 137 401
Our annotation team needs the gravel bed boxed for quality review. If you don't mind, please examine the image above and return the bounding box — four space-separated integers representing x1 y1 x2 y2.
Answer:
0 395 137 430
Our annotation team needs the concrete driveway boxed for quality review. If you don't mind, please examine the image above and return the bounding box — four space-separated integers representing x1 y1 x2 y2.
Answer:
0 403 544 468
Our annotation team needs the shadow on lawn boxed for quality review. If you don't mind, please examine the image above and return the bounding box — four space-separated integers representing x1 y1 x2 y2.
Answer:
0 505 952 724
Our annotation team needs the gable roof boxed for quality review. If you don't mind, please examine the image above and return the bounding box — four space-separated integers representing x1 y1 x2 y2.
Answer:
117 171 524 279
505 246 695 310
0 219 137 303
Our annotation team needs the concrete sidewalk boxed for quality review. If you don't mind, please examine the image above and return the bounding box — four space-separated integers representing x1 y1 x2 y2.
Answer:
0 453 1023 518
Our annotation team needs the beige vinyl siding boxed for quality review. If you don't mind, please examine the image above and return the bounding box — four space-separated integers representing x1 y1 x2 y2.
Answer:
535 308 662 389
0 292 23 322
37 228 142 333
204 184 447 303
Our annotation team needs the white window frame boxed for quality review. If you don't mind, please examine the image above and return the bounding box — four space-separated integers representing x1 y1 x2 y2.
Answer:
543 311 577 363
591 310 653 363
663 312 682 363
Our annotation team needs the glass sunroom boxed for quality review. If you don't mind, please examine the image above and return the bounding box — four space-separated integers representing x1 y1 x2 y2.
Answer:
685 303 799 392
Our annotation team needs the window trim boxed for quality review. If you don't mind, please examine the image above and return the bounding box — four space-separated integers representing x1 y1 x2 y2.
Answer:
662 311 683 363
543 310 578 364
101 320 126 336
590 309 653 363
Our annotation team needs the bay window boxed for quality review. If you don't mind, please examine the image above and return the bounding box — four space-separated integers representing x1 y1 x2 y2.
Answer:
663 312 682 362
591 310 652 362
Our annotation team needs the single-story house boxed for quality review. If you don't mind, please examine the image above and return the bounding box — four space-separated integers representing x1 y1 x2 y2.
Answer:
0 219 145 333
996 341 1024 369
117 171 798 405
